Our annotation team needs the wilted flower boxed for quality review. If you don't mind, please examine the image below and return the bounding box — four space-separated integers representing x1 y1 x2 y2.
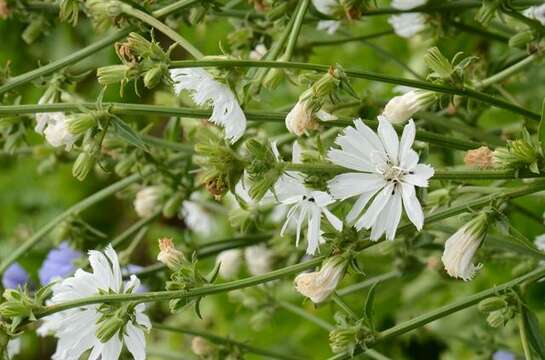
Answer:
285 99 318 136
244 245 273 276
38 242 81 285
276 142 343 255
38 245 151 360
216 249 242 279
328 118 434 240
134 186 165 218
294 256 347 303
464 146 494 168
1 263 29 289
441 212 489 281
157 238 185 271
0 0 10 19
170 68 247 143
381 90 436 124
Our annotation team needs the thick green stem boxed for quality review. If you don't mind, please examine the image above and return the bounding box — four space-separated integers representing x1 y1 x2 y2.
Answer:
154 324 305 360
0 173 145 274
38 257 324 317
304 30 394 48
0 103 486 151
120 4 203 59
475 53 541 89
152 0 200 18
336 271 402 297
283 0 310 59
329 266 545 359
169 60 540 120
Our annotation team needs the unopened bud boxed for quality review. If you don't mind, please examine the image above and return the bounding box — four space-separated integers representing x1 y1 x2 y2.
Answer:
162 192 184 218
143 64 167 89
478 297 507 313
509 30 535 48
263 68 285 90
157 238 185 271
329 327 358 354
97 64 140 86
72 152 95 181
0 301 30 318
67 113 99 135
86 0 123 18
22 17 46 44
96 313 125 343
424 47 453 79
311 70 341 98
266 2 290 21
114 156 136 177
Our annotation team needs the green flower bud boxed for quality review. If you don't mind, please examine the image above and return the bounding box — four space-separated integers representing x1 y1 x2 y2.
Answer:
96 314 125 343
86 0 123 18
143 64 167 89
97 64 140 86
424 47 453 79
510 139 537 164
311 70 341 99
329 327 358 354
478 297 507 313
266 2 291 21
263 68 285 90
486 310 505 328
163 192 184 218
67 113 98 135
475 0 500 26
0 301 30 318
59 0 80 25
509 31 535 48
22 17 46 44
114 156 136 177
72 152 95 181
189 6 207 25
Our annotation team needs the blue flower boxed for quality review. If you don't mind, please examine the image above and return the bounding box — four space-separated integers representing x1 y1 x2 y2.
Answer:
493 351 515 360
2 263 29 289
38 242 81 285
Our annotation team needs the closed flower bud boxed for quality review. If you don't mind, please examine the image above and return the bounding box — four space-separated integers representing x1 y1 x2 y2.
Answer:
329 327 359 354
97 64 139 86
294 256 347 303
285 99 318 136
86 0 123 18
143 64 167 89
66 113 99 135
266 2 291 20
510 139 537 164
478 297 507 313
216 249 242 279
96 313 126 343
114 155 136 177
0 301 30 318
464 146 494 169
486 310 507 328
244 245 273 276
509 30 535 48
424 47 453 79
163 192 184 218
263 68 285 90
59 0 80 25
441 212 489 281
72 152 95 181
191 336 214 356
157 238 185 271
134 186 165 217
22 17 46 44
381 90 436 124
311 70 340 99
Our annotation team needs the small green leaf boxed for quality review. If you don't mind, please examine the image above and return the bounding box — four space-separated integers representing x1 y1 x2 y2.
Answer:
111 117 148 152
521 305 545 358
194 297 203 319
364 282 378 332
538 98 545 156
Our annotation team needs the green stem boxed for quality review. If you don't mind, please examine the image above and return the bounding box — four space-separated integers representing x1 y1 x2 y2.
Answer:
38 257 324 317
331 293 358 320
329 266 545 360
152 0 200 18
169 60 540 120
0 103 485 151
120 4 203 59
275 299 334 331
154 324 305 360
283 0 310 59
518 304 533 360
284 162 545 180
304 30 394 48
336 271 401 297
475 53 541 89
0 173 145 275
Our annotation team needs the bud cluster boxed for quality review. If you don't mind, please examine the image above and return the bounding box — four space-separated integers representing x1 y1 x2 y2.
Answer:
424 47 477 87
477 295 517 328
493 129 542 173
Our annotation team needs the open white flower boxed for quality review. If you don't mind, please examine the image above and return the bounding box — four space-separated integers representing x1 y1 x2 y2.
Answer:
244 245 273 276
327 118 434 241
34 92 78 150
391 0 426 10
524 4 545 25
170 68 246 143
38 245 151 360
388 13 426 38
441 213 488 281
249 44 267 60
180 200 214 235
134 186 164 218
7 338 21 359
382 90 436 124
216 249 242 279
294 256 347 303
275 142 343 255
317 20 341 34
311 0 340 15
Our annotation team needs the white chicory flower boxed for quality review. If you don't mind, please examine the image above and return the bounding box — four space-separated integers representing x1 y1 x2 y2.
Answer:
38 245 151 360
317 20 341 34
275 142 343 255
327 118 434 240
216 249 242 279
170 68 247 143
294 256 347 303
249 44 267 60
441 213 489 281
180 200 214 235
524 4 545 25
133 186 164 218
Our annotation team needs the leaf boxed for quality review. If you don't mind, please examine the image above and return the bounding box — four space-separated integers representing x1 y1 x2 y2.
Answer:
538 98 545 156
521 305 545 358
111 117 148 152
194 297 203 319
363 282 378 332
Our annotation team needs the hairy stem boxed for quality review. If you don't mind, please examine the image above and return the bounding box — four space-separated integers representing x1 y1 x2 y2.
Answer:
283 0 310 59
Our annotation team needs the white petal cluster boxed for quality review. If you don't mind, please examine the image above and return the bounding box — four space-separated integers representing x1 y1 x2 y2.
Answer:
311 0 340 15
244 245 273 276
317 20 341 35
524 4 545 25
133 186 164 218
170 68 247 143
391 0 426 10
6 338 21 359
249 44 267 60
38 245 151 360
276 142 343 255
180 200 214 235
328 118 434 241
285 99 336 136
216 249 242 279
441 213 488 281
382 90 434 124
294 256 346 303
388 13 426 38
34 92 78 150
